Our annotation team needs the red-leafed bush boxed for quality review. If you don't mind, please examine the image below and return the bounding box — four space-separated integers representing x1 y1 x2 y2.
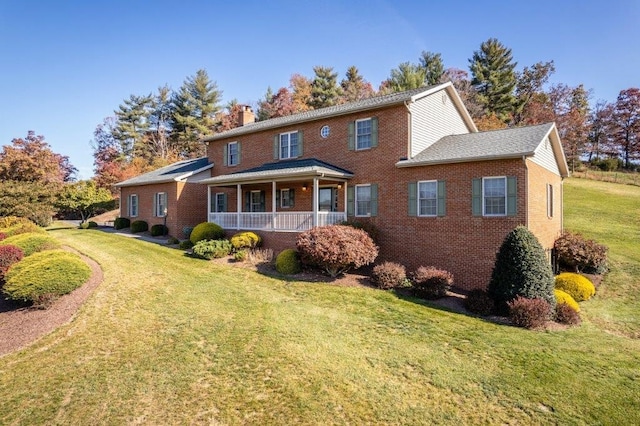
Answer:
296 225 378 277
555 303 581 326
0 245 25 284
0 232 6 241
371 262 407 289
507 297 552 329
464 289 495 315
554 231 608 274
411 266 453 299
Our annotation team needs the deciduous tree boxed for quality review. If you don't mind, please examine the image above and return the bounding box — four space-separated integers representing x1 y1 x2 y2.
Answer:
610 88 640 168
340 66 374 103
289 73 313 112
55 180 113 223
257 87 297 120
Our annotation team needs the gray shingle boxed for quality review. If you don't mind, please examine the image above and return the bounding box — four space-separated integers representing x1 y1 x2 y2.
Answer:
115 157 212 187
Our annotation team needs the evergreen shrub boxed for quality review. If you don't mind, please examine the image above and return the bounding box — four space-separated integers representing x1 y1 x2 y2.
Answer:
275 249 302 275
167 236 180 245
114 217 130 230
230 231 262 250
554 288 580 312
411 266 453 299
371 261 407 289
150 224 168 237
0 216 41 237
555 273 596 302
182 226 194 239
555 303 581 326
554 231 608 274
507 297 552 329
233 249 248 262
192 239 232 260
130 220 148 233
0 232 60 257
88 221 98 228
488 226 556 314
296 225 378 277
178 240 194 250
190 222 225 244
464 289 495 315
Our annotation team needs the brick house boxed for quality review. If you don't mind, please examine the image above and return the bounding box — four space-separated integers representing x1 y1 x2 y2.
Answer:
117 82 568 289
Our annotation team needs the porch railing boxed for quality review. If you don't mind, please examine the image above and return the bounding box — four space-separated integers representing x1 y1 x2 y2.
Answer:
208 211 346 232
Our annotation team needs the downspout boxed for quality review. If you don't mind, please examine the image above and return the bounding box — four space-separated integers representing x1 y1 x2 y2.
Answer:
404 100 412 158
523 156 528 228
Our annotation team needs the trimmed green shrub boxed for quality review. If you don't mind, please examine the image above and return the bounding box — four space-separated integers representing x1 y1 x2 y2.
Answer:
167 236 180 245
88 221 98 228
3 250 91 303
0 216 42 237
507 296 552 329
555 303 581 326
554 231 608 274
233 249 248 262
230 231 262 250
555 272 596 302
554 288 580 312
192 239 232 260
411 266 453 299
296 225 378 277
0 245 24 284
178 240 194 250
130 220 148 233
275 249 302 275
150 224 169 237
371 261 407 289
190 222 225 244
0 232 61 257
488 226 556 314
80 221 98 229
464 289 495 316
114 217 130 230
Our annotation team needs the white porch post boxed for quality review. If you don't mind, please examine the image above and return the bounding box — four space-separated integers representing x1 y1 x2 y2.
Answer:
207 185 212 221
272 181 277 231
312 177 319 227
236 184 241 230
343 181 348 221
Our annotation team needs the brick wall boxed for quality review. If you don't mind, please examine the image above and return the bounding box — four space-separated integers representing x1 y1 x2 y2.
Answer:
526 159 564 250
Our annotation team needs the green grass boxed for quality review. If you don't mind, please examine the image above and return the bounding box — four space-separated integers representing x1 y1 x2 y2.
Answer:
0 178 639 424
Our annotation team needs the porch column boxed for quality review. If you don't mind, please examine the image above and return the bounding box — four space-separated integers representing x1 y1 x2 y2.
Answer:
236 184 241 230
207 185 212 222
312 177 319 227
272 181 277 231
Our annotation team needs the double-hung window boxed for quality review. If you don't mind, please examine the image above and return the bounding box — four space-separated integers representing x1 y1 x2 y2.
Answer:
280 189 294 208
356 118 372 150
227 142 239 166
155 192 167 217
483 177 506 216
547 184 554 218
214 193 226 213
129 194 138 217
280 131 299 159
356 185 372 216
418 180 438 216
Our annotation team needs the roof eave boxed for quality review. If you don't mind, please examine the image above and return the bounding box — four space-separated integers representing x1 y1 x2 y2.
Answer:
544 124 570 178
199 168 353 186
174 163 214 181
395 152 535 168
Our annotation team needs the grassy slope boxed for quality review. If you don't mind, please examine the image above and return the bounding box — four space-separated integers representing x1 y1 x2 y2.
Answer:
0 178 638 424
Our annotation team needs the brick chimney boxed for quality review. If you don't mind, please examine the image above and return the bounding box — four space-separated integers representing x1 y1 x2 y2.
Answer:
238 105 255 126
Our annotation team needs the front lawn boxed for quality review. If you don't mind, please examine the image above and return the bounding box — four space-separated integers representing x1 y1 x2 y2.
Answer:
0 178 638 424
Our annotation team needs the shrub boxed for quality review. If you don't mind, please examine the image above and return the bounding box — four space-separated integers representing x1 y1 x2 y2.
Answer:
114 217 130 230
275 249 302 275
3 250 91 303
190 222 225 244
178 240 194 250
233 249 248 262
130 220 148 233
464 289 495 316
0 232 60 257
554 288 580 312
555 273 596 302
411 266 453 299
0 216 42 237
0 245 24 284
555 303 581 326
167 236 180 245
191 239 232 260
371 262 407 289
554 231 608 274
339 220 380 243
0 232 5 241
230 231 262 250
247 248 274 265
507 296 552 329
80 222 97 229
488 226 556 314
88 221 98 228
296 225 378 277
150 224 169 237
182 226 194 239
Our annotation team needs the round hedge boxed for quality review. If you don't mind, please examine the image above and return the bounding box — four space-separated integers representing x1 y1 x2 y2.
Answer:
554 288 580 312
114 217 130 230
275 249 301 275
190 222 225 244
230 231 262 250
3 250 91 302
555 273 596 302
150 224 168 237
130 220 149 233
0 232 60 257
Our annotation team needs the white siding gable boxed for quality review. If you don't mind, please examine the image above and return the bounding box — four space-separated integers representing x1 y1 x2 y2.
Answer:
531 137 561 175
410 90 471 158
186 170 214 183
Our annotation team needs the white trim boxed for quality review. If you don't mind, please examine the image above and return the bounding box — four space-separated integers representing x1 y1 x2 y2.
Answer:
547 183 554 218
227 141 239 166
355 184 372 217
279 131 300 159
128 194 138 217
355 117 372 151
417 180 437 217
215 193 226 213
482 176 507 217
154 192 167 217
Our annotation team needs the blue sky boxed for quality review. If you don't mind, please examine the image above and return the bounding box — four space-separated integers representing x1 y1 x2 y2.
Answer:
1 0 638 178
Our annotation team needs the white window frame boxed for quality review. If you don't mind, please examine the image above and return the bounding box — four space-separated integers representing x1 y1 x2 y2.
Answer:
215 193 226 213
228 141 239 166
483 177 507 217
355 184 372 217
155 192 167 217
547 184 554 218
250 190 262 213
280 188 292 208
355 118 372 150
129 194 138 217
279 131 299 159
418 180 438 217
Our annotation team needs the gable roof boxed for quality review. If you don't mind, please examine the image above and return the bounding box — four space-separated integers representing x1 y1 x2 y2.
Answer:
198 158 353 185
204 82 475 141
396 122 570 177
114 157 213 187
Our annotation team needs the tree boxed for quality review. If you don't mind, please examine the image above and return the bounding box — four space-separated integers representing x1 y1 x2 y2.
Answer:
56 180 113 223
0 180 58 226
171 69 222 157
469 38 518 123
215 100 243 132
442 68 483 119
309 66 342 109
0 131 76 183
549 84 591 171
419 51 445 85
289 73 313 112
257 87 297 120
113 94 153 160
340 66 374 103
381 62 426 93
514 61 555 125
586 101 614 162
145 85 175 161
610 88 640 169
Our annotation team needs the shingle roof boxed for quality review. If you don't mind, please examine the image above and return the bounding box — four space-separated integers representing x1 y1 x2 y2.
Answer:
397 123 555 167
198 158 353 185
114 157 212 187
204 84 444 141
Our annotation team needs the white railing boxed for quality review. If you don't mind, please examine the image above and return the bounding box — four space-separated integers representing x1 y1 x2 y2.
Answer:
208 211 346 232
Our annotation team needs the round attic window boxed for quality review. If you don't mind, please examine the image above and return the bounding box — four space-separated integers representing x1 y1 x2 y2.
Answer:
320 125 330 138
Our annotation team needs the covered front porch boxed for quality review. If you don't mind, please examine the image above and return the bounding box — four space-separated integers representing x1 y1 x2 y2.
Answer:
199 159 353 232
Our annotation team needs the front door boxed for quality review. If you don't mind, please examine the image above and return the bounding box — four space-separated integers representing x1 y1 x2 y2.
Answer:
318 188 337 212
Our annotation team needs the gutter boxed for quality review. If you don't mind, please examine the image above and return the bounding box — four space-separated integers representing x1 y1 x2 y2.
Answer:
523 155 528 228
395 152 535 168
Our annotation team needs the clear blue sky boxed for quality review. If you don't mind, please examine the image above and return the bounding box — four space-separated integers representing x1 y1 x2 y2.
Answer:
1 0 638 178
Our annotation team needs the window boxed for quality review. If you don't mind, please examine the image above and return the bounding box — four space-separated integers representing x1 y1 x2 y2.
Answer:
213 193 226 213
483 177 506 216
250 191 263 212
280 189 294 208
547 184 554 218
227 142 239 166
356 185 372 216
128 194 138 217
155 192 167 217
356 118 372 150
418 181 438 216
280 131 299 159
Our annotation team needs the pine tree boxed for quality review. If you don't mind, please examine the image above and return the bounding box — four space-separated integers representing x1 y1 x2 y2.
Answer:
382 62 426 93
340 66 374 103
419 51 445 85
113 94 152 160
146 85 175 161
469 38 518 123
309 66 342 109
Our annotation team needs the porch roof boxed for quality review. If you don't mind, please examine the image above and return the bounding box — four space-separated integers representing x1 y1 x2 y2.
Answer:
198 158 354 185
